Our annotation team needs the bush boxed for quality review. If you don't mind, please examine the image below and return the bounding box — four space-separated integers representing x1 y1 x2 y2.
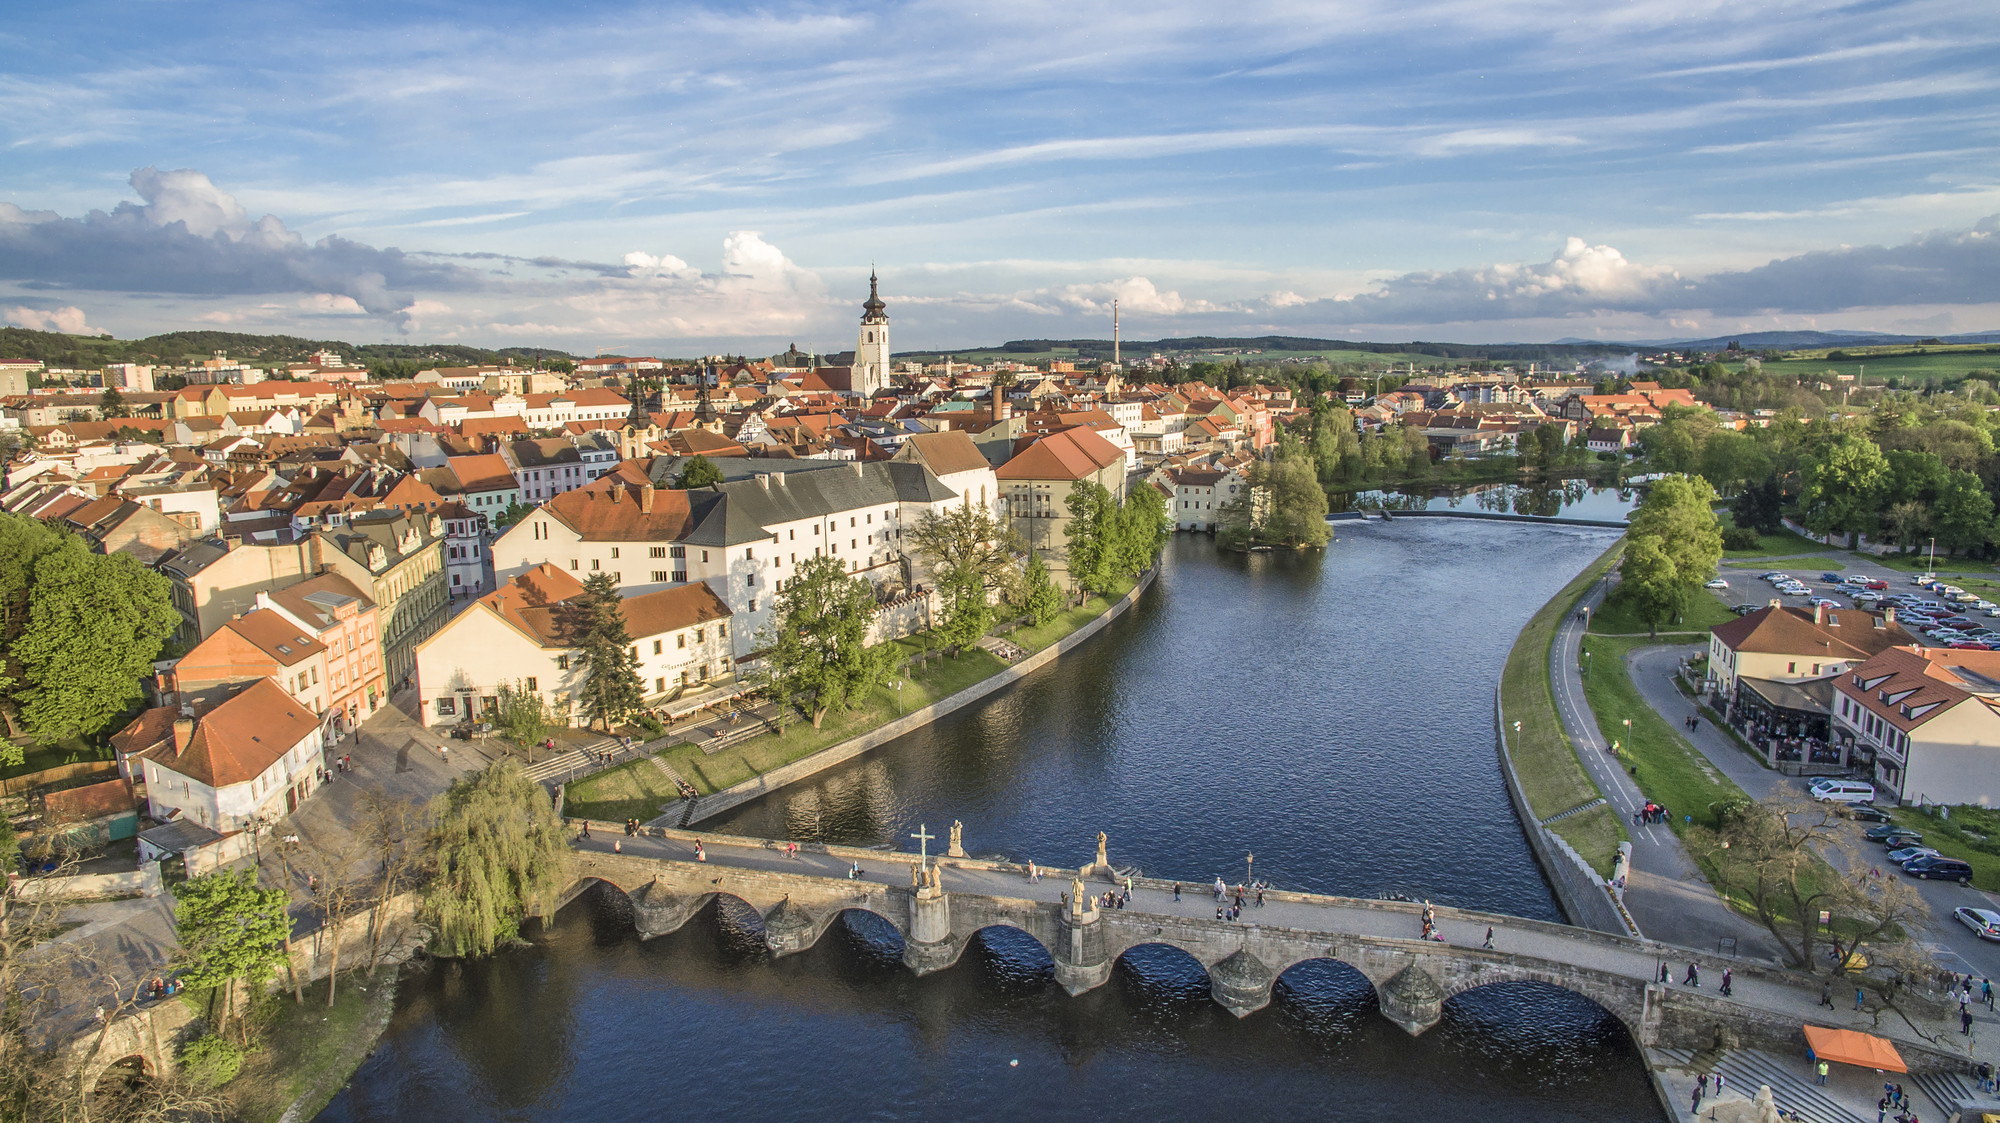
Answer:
633 714 665 739
178 1032 243 1088
1722 525 1762 550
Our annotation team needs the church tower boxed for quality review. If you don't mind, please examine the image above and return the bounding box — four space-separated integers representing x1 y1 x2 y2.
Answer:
853 269 890 398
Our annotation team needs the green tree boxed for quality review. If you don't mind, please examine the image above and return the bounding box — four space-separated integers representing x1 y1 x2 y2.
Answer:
493 679 554 762
768 554 893 728
1733 475 1785 534
422 761 568 958
1617 535 1683 636
1931 469 1994 554
493 500 533 528
173 870 291 1041
564 573 645 732
1617 474 1723 636
97 386 129 419
1800 431 1888 542
11 540 180 735
673 454 725 489
1062 482 1116 599
909 503 1023 654
1253 456 1331 548
1016 551 1063 627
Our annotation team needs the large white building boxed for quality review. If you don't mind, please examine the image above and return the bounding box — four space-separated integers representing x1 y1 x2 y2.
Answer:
1833 645 2000 807
113 677 327 831
414 563 735 728
490 459 969 657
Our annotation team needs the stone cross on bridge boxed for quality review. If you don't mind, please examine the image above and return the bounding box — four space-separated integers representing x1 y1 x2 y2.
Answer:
557 825 1967 1071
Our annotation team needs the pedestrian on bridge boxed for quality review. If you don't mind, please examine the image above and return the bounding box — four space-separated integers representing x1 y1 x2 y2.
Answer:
1964 1009 1975 1036
1721 967 1732 997
1684 962 1700 987
1985 978 1994 1010
1172 883 1181 901
1482 927 1494 949
695 840 705 862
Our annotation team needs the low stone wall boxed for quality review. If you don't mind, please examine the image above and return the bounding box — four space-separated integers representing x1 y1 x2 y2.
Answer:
285 890 424 987
685 567 1158 825
1383 508 1629 529
1494 687 1636 937
12 861 163 901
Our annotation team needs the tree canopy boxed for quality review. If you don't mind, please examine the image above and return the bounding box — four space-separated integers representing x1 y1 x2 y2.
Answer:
7 524 180 735
562 572 645 731
174 870 291 1039
673 454 725 490
1615 474 1722 636
909 503 1023 653
422 761 568 957
767 553 894 728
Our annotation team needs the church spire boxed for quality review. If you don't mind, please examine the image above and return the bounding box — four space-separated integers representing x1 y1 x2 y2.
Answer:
861 267 886 323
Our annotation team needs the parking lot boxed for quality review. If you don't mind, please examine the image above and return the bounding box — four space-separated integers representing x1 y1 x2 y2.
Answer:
1709 565 2000 647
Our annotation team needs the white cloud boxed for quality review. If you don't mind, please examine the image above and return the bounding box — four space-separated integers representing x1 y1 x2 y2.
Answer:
2 304 105 335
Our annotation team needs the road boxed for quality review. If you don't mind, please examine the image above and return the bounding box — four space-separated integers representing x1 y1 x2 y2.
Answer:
1550 573 1784 958
1626 641 2000 998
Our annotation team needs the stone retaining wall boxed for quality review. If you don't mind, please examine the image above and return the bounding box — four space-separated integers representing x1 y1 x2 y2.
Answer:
683 567 1157 825
1495 686 1637 937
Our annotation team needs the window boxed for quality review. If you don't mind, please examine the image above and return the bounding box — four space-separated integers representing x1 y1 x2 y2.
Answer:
569 559 578 570
671 545 686 558
611 547 620 559
651 546 667 558
437 697 457 716
310 667 318 684
656 677 666 692
653 639 663 655
699 663 710 681
526 676 538 691
557 654 569 669
677 634 686 649
591 559 601 570
694 627 705 642
745 547 754 560
813 525 820 535
789 529 795 540
748 599 757 613
719 622 728 638
654 570 670 582
1788 662 1796 673
866 513 873 524
701 550 710 563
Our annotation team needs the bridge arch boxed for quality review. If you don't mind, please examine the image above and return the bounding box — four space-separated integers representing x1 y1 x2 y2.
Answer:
1438 971 1644 1046
1271 957 1383 1028
961 924 1056 989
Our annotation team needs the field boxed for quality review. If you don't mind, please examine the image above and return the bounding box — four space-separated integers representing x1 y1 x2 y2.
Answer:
1586 586 1737 636
1760 347 2000 385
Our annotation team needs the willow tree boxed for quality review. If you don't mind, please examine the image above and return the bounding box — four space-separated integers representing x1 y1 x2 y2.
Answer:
422 762 568 957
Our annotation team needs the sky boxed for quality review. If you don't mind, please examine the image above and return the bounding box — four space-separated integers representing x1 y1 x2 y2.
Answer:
1 0 1998 355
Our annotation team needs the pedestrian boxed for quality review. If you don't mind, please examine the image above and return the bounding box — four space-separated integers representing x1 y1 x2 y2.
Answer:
1214 876 1226 901
695 840 705 862
581 821 590 838
1820 982 1834 1008
1721 967 1732 997
1685 962 1700 987
1697 1073 1709 1098
1857 987 1866 1010
1965 1008 1975 1036
613 840 622 854
1173 882 1181 902
1986 978 1994 1011
1255 886 1264 908
1691 1085 1703 1114
1713 1072 1724 1098
1816 1060 1829 1085
1217 905 1225 921
1660 962 1672 984
1482 926 1494 950
1125 876 1133 895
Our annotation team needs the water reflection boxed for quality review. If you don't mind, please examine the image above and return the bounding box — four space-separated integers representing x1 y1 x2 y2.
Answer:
1340 481 1636 521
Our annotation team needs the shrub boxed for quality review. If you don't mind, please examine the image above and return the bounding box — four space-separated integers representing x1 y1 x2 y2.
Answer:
634 713 665 739
1722 525 1762 550
179 1032 243 1088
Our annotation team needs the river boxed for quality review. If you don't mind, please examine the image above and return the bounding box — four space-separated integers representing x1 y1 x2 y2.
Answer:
320 524 1666 1123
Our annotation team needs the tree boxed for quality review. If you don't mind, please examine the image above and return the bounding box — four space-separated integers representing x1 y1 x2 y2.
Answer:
1877 500 1932 550
422 761 568 958
493 679 554 762
1016 551 1063 627
1688 793 1929 971
564 572 644 732
1930 468 1994 554
1616 535 1682 636
173 870 291 1041
1733 474 1785 534
1062 482 1116 599
295 833 370 1007
1247 456 1331 548
933 574 991 654
97 386 129 419
1114 480 1173 567
493 501 533 528
357 791 428 977
768 554 894 728
11 539 181 735
908 502 1024 636
673 454 725 490
1800 431 1888 542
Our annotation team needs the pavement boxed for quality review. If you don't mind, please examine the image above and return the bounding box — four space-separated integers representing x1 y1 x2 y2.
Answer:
1653 1042 1986 1123
1551 573 1785 959
568 826 1990 1063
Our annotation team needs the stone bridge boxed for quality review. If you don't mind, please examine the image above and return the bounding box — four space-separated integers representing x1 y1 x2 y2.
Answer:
557 826 1963 1066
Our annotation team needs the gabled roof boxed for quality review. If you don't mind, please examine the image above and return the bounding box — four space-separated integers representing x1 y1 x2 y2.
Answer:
264 572 374 630
1711 605 1913 661
894 430 991 477
472 565 730 647
446 454 517 493
129 677 321 789
536 481 694 541
995 427 1125 481
676 461 956 547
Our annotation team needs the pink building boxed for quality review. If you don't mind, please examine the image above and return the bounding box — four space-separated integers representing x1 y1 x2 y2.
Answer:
257 573 387 737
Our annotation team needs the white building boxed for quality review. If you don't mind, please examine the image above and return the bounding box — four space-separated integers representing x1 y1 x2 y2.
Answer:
852 271 891 399
521 389 631 429
1833 645 2000 807
415 563 735 728
115 677 326 831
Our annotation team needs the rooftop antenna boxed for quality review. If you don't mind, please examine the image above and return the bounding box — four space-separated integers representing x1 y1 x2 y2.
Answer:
1113 299 1121 366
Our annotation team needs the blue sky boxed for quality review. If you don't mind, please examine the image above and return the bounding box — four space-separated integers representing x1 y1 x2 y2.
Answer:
2 0 1997 352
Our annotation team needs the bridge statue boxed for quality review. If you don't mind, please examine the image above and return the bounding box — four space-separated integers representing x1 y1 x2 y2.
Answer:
1094 830 1108 875
948 820 965 859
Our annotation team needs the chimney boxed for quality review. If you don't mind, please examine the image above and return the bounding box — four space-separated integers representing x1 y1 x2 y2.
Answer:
172 710 194 757
757 474 771 490
853 462 865 477
1882 607 1895 628
1768 598 1781 610
640 485 654 514
1814 602 1825 627
609 484 621 503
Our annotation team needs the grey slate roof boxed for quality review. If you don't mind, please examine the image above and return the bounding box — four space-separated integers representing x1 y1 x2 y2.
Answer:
679 461 958 547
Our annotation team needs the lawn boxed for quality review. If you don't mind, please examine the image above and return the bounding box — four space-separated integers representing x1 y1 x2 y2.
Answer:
1718 513 1833 560
224 970 395 1123
1586 586 1738 636
564 576 1140 820
1499 538 1628 874
1865 551 1996 578
1578 634 1748 834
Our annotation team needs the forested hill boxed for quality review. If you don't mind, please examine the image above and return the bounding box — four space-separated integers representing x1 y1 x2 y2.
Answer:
0 327 577 371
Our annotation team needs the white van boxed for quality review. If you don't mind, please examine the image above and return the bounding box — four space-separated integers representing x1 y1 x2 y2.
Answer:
1810 779 1877 804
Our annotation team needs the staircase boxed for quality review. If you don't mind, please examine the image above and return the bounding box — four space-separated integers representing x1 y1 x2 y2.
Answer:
1692 1047 1881 1123
524 737 620 784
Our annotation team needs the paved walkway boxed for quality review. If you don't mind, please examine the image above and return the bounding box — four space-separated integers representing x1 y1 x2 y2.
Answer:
1551 576 1783 958
567 827 1987 1062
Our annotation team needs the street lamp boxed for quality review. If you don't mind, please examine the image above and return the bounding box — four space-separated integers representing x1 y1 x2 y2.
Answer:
1585 650 1593 679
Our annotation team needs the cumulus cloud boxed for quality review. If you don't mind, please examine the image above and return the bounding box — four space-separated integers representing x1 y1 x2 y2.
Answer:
1013 276 1221 317
0 167 481 325
532 231 829 338
1297 219 2000 326
2 304 106 335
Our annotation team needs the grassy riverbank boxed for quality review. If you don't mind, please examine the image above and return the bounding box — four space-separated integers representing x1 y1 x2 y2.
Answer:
222 970 397 1123
1577 633 1748 834
1498 539 1628 874
564 576 1140 823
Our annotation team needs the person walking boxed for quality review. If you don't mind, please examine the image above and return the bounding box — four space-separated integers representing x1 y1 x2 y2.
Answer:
1255 886 1264 908
1483 927 1494 949
1986 977 1994 1011
1964 1008 1975 1036
1856 987 1866 1010
1685 962 1700 987
1691 1084 1703 1115
695 840 705 862
1721 967 1733 997
1816 1060 1829 1085
1713 1072 1724 1099
1820 982 1833 1007
1172 882 1181 902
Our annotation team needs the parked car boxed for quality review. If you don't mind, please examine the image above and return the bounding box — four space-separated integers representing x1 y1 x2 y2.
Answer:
1887 845 1941 864
1866 580 1889 591
1821 572 1841 582
1810 598 1841 608
1914 572 1938 584
1877 831 1926 848
1864 823 1918 842
1843 804 1893 823
1812 779 1878 804
1954 907 2000 941
1705 579 1730 589
1733 604 1761 616
1902 855 1974 884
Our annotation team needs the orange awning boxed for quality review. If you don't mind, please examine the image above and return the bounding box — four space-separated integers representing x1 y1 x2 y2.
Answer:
1803 1025 1907 1073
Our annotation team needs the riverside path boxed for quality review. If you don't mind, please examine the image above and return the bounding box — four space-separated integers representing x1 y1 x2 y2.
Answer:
557 822 1980 1072
1551 573 1784 958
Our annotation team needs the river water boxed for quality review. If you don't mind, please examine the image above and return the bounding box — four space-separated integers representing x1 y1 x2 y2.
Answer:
321 524 1666 1123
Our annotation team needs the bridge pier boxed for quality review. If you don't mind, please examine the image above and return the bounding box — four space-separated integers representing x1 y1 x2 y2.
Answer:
1208 950 1276 1018
1053 879 1110 995
1376 964 1445 1036
903 883 961 975
763 897 818 957
631 879 707 939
